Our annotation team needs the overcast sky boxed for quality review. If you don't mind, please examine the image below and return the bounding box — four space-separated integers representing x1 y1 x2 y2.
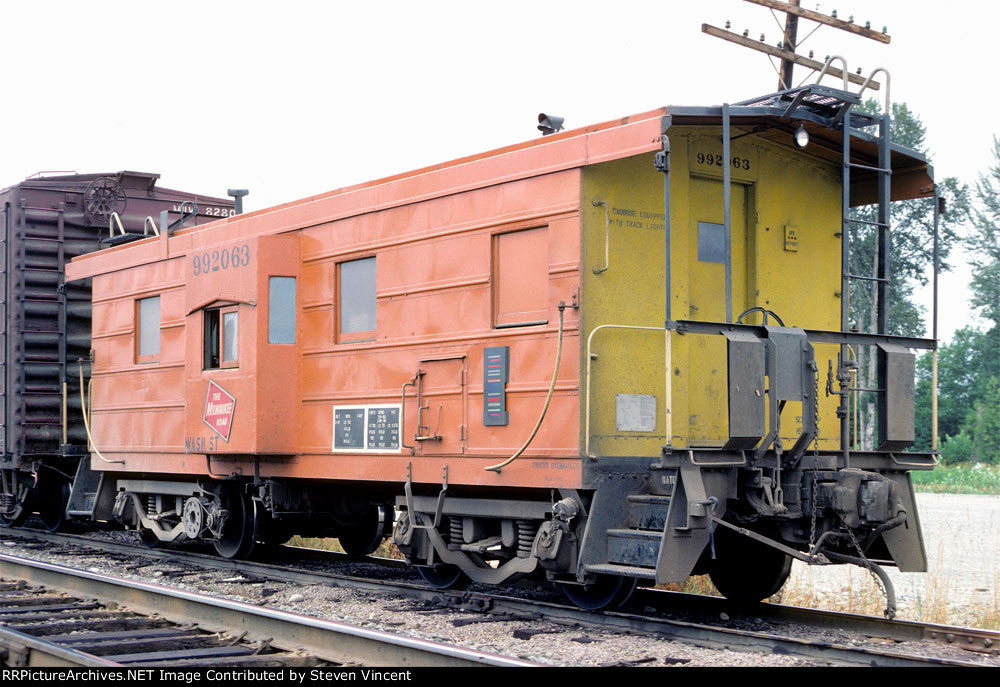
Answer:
1 1 995 341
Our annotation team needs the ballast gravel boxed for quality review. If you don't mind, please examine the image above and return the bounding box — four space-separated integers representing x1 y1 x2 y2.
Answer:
1 534 821 668
2 492 997 667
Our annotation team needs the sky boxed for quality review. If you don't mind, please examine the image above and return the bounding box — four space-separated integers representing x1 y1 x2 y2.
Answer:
1 0 995 342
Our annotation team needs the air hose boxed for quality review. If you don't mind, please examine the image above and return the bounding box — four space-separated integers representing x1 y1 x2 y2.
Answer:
79 361 125 464
485 302 571 473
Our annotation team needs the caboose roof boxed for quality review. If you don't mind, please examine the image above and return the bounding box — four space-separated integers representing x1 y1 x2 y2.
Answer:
66 86 933 281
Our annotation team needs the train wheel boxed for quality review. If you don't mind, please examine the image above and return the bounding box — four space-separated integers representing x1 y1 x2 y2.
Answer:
558 574 638 611
708 525 792 603
213 487 259 560
417 564 472 590
338 505 390 557
257 512 293 547
36 476 70 533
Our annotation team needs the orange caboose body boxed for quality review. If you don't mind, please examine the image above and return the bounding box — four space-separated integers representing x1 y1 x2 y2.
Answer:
65 87 936 606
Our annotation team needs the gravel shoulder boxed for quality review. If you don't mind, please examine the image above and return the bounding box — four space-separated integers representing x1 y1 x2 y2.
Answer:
782 493 1000 627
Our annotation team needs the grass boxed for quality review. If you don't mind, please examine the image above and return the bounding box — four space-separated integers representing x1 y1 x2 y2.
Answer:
289 536 404 559
911 461 1000 495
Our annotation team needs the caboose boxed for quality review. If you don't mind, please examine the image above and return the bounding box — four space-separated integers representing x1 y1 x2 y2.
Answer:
63 85 937 610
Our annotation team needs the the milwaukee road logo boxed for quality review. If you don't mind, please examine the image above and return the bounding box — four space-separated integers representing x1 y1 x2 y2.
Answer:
203 380 236 441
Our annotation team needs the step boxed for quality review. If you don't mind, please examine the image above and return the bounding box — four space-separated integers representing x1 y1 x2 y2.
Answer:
626 494 671 531
607 528 661 569
585 563 657 580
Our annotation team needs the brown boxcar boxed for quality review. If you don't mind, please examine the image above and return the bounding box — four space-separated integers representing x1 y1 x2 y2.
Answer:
63 87 938 609
0 172 233 529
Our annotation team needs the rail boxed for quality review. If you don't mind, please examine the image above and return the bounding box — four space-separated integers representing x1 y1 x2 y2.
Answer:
0 553 538 667
3 532 993 667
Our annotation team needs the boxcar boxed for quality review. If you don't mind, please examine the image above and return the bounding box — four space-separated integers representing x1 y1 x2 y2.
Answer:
0 171 234 529
63 87 937 610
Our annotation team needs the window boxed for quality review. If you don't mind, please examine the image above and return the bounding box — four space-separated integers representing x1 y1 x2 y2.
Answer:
269 276 296 344
339 257 376 341
204 306 238 369
493 227 549 327
137 296 160 362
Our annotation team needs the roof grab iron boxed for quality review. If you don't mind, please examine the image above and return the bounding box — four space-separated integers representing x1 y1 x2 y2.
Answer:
857 67 892 114
167 201 199 234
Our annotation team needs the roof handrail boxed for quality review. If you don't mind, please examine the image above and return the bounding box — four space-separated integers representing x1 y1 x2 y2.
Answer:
108 212 125 238
815 55 850 91
858 67 891 115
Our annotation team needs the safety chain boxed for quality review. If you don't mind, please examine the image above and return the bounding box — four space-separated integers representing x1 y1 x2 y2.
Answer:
812 360 822 458
844 518 889 609
808 361 821 551
809 472 819 551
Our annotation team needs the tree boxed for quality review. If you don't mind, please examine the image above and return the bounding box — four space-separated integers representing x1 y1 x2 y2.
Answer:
915 133 1000 463
847 100 970 449
968 136 1000 327
958 134 1000 463
913 326 998 456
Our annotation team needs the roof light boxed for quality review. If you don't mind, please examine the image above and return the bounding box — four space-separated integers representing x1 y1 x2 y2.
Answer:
794 124 809 149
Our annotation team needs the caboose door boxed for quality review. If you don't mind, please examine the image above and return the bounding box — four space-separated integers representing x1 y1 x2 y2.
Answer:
410 355 467 456
687 177 752 445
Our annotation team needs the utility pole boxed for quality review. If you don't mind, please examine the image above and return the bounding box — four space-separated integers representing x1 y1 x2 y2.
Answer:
702 0 892 91
778 0 800 90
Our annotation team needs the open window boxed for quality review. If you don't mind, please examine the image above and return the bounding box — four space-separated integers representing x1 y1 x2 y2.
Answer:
204 305 239 369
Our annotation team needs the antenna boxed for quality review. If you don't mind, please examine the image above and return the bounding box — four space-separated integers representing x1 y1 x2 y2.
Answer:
703 0 891 91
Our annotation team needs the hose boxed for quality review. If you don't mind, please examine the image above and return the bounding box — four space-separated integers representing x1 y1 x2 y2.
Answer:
485 303 569 473
78 361 125 464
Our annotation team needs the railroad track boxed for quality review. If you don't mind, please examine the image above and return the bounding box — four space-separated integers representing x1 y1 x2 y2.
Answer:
0 553 538 668
3 528 997 667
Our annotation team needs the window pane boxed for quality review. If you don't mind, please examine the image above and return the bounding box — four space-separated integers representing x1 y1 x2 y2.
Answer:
340 257 376 334
223 311 238 362
269 277 296 344
138 296 160 357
